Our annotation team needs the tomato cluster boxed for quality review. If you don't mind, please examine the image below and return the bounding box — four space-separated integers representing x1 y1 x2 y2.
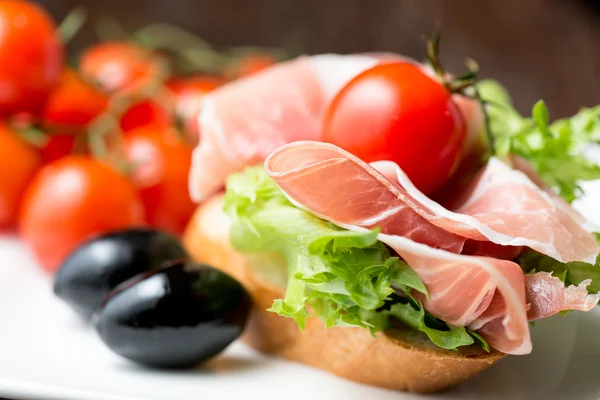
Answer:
0 1 275 273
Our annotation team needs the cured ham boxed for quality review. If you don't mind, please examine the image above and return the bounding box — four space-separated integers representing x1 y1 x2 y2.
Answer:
188 57 324 202
379 232 531 355
189 54 484 202
265 140 600 354
466 273 600 353
510 154 599 233
525 272 600 319
266 141 599 264
265 140 467 253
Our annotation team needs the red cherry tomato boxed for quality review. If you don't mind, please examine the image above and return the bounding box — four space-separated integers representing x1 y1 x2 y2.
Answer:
323 62 466 195
79 42 164 94
166 76 223 141
0 0 63 116
41 69 108 134
0 123 41 228
39 133 78 163
19 156 145 272
120 99 171 133
124 126 195 236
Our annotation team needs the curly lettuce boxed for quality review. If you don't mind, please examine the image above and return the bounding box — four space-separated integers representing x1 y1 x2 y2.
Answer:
224 167 485 350
478 79 600 203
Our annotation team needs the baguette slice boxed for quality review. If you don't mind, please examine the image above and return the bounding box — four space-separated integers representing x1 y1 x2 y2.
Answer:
183 194 505 393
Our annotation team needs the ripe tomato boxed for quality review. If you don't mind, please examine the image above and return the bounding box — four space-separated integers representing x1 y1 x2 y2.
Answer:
322 62 466 195
0 0 63 116
79 42 164 94
39 133 78 163
0 123 41 228
124 126 195 236
41 69 108 134
19 156 145 272
166 76 223 141
120 99 171 133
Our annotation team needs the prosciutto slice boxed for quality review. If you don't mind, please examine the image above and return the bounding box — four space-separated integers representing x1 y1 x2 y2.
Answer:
189 57 325 202
266 141 599 264
379 232 531 355
525 272 600 319
189 54 484 202
265 140 466 253
265 141 600 355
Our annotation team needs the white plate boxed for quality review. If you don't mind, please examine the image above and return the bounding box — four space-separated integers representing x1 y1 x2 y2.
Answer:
1 182 600 400
1 239 600 400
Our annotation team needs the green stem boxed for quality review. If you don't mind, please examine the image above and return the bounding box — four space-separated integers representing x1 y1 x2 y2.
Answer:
424 24 447 86
85 63 170 171
16 126 49 148
423 31 496 156
132 23 213 51
132 24 231 74
131 23 287 75
57 7 87 43
88 122 109 159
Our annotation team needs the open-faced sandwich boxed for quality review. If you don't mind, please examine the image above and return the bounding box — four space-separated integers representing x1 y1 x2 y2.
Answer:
183 44 600 393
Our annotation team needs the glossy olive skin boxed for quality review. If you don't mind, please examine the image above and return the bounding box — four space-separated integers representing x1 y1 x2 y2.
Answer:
93 261 251 368
53 229 188 319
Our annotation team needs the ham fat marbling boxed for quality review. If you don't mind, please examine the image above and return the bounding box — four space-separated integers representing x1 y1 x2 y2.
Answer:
265 141 600 355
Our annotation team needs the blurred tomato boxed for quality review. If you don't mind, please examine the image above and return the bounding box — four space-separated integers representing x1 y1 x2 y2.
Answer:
0 0 63 116
120 99 171 133
39 133 78 163
19 156 145 272
166 76 223 142
227 54 276 79
124 126 195 236
80 42 165 94
41 69 108 133
0 123 41 228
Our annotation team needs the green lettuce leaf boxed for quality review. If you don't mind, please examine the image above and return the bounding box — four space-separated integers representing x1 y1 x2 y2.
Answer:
386 301 475 349
224 166 486 350
477 79 600 203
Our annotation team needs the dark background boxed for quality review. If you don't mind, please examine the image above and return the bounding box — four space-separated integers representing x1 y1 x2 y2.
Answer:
39 0 600 118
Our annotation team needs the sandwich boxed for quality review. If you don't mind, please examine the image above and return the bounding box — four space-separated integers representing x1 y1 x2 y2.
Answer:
182 51 600 393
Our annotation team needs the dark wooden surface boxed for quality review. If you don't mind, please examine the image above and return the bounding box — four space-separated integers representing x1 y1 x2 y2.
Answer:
39 0 600 118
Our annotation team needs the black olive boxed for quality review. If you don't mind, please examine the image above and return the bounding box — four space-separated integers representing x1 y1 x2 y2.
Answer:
53 228 188 319
93 261 251 368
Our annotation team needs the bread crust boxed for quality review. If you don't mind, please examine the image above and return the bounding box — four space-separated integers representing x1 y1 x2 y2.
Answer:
183 194 505 393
